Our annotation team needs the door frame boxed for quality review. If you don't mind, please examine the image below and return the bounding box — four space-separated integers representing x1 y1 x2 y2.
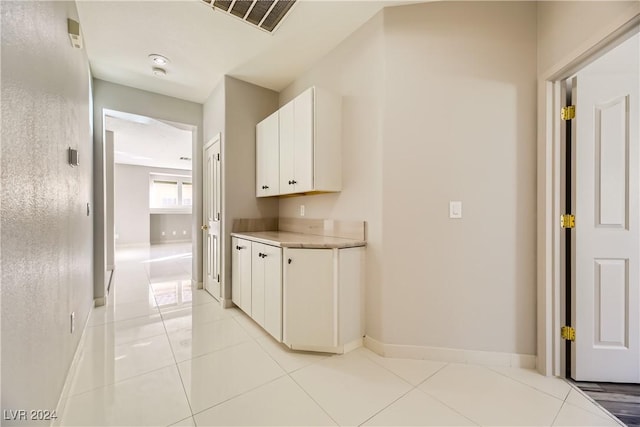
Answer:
537 14 640 377
202 133 222 302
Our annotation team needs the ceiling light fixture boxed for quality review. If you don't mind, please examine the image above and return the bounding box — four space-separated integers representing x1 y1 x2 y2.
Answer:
152 67 167 77
148 54 170 66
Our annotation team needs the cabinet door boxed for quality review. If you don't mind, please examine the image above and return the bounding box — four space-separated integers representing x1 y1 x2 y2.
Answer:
283 248 336 349
251 243 265 327
256 111 279 197
263 244 282 341
231 237 252 315
279 100 295 195
293 87 314 193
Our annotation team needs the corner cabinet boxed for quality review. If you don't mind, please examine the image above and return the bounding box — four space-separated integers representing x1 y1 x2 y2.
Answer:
283 247 364 353
255 87 342 197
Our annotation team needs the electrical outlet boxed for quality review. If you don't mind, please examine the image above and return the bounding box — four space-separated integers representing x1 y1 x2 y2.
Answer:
70 312 75 334
300 205 305 216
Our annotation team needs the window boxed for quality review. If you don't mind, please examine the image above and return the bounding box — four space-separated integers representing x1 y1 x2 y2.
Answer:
150 174 192 212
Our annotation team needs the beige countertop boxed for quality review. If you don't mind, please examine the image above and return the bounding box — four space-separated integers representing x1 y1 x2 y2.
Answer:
230 231 366 249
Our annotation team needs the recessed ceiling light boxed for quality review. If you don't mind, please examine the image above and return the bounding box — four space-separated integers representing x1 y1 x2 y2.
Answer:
148 54 170 66
152 67 167 77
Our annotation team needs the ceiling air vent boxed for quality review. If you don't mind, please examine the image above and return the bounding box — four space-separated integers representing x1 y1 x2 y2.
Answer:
200 0 296 33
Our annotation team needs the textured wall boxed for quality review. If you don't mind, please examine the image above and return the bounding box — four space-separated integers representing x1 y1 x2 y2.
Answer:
1 1 93 423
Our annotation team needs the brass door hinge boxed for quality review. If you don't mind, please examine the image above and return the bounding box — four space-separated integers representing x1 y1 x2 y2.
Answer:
561 214 575 229
561 326 576 341
561 105 576 121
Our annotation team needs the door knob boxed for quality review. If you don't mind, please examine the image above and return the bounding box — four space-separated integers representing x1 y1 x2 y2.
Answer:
201 224 209 231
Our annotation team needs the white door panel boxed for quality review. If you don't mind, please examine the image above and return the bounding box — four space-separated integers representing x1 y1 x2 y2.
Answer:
203 136 221 300
572 32 639 382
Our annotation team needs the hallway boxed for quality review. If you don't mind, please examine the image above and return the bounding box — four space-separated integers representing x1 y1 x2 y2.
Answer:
56 244 623 426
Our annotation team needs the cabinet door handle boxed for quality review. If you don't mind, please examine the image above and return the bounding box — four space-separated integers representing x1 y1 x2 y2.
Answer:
262 253 267 258
288 258 292 264
292 180 297 184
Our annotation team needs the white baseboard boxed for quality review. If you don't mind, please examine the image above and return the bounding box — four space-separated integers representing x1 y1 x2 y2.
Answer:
93 296 106 307
343 337 364 354
192 279 203 290
52 309 92 426
222 298 234 309
363 336 536 369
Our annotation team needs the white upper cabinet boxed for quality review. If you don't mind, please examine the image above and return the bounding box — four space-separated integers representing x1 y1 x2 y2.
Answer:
256 110 280 197
256 87 341 197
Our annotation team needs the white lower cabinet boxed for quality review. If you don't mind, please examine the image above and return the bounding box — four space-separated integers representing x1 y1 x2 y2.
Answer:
232 237 283 341
251 242 282 341
231 235 364 354
283 247 364 353
231 237 252 315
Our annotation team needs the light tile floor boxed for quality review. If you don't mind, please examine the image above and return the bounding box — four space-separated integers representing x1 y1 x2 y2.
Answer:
57 243 624 427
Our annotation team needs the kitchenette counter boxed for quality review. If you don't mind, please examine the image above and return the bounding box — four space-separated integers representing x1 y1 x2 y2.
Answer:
230 230 366 249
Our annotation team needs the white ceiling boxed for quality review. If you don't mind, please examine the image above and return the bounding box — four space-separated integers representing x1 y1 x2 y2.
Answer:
76 0 409 103
106 112 193 170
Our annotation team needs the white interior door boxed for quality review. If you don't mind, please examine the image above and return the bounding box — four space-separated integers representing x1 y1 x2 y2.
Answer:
572 32 639 382
203 135 221 300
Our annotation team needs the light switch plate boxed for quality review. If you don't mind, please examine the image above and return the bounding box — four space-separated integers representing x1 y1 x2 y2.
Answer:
449 201 462 219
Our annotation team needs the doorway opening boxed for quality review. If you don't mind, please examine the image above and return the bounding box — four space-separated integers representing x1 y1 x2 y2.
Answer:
556 29 639 383
104 110 197 306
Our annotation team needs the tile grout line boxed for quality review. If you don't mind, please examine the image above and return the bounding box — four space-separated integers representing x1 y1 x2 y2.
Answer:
564 383 626 425
63 363 179 401
485 365 572 402
153 275 197 423
286 371 341 426
414 365 482 427
357 386 415 426
189 373 289 420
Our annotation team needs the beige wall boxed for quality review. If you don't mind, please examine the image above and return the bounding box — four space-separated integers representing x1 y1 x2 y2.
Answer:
382 1 537 355
280 2 538 355
537 1 639 77
204 77 279 301
1 1 93 422
279 12 385 337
